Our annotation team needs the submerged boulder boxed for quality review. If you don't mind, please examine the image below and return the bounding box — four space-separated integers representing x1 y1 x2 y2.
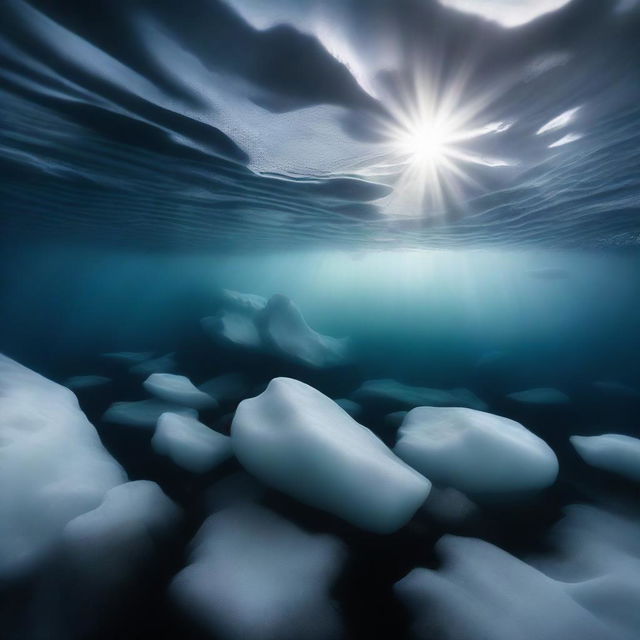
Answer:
507 387 570 405
394 407 558 497
570 434 640 482
144 373 218 410
353 379 487 411
171 504 345 640
232 377 431 533
152 413 233 473
102 399 197 428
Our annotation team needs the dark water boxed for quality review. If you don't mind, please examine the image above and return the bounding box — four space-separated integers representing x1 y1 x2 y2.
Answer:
1 2 640 640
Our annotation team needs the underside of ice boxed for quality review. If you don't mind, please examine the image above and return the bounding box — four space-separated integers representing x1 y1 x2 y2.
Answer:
353 379 487 411
102 399 197 427
507 387 570 405
152 412 233 473
171 504 345 640
394 406 558 497
232 377 431 533
0 353 126 577
144 373 218 409
202 291 351 368
570 434 640 482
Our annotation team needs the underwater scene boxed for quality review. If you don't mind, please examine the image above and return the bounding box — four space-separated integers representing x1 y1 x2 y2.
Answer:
1 1 640 639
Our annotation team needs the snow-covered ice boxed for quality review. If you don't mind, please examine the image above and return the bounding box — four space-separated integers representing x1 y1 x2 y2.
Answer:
507 387 570 405
152 413 233 473
232 377 431 533
570 434 640 482
144 373 218 409
394 407 558 497
171 504 345 640
102 399 197 428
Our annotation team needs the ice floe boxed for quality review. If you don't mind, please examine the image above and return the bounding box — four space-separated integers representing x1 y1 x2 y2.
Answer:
102 399 197 428
0 354 126 577
394 407 558 497
171 504 345 640
232 377 431 533
101 351 154 365
353 379 487 410
570 434 640 482
152 413 233 473
144 373 218 409
507 387 570 405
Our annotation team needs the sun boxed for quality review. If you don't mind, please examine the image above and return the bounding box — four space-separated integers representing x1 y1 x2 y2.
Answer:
357 68 513 218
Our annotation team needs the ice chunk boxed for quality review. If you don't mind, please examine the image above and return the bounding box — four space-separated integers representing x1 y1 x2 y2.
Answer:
570 434 640 482
232 377 430 533
144 373 218 410
221 288 267 313
199 372 253 404
152 413 233 473
0 354 126 577
129 352 177 376
64 375 110 390
507 387 570 405
201 311 262 348
394 407 558 497
333 397 362 418
63 479 179 577
385 411 408 429
171 504 345 640
101 351 154 365
353 378 486 410
260 294 350 368
102 399 197 428
396 534 622 640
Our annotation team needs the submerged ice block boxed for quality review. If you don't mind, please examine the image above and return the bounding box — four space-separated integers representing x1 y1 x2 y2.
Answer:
102 398 197 428
152 413 233 473
0 354 126 577
570 434 640 482
232 377 431 533
394 406 558 497
144 373 218 409
353 378 487 410
171 504 345 640
507 387 570 405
